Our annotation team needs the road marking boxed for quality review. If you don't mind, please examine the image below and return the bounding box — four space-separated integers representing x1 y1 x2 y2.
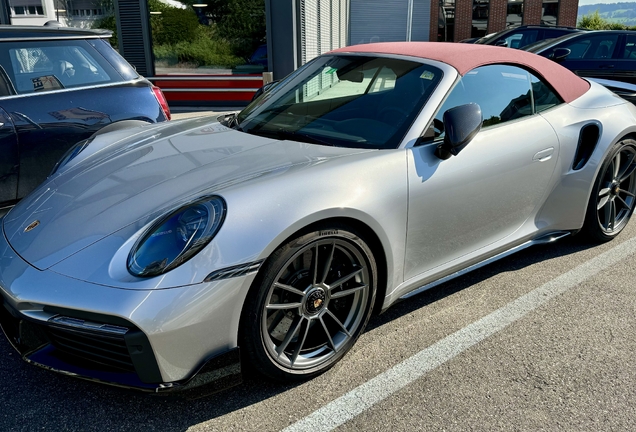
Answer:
283 236 636 432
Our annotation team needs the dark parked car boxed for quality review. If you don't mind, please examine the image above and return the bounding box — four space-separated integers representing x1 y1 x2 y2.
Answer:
463 25 582 49
0 26 170 209
525 30 636 86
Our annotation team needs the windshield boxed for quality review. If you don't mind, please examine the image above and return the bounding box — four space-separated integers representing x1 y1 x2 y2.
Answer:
236 55 443 149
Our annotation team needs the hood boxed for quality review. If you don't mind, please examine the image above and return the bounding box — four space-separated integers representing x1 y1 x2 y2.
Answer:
3 117 368 270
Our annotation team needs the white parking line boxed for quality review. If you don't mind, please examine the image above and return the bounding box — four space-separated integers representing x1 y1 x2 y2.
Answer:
283 236 636 432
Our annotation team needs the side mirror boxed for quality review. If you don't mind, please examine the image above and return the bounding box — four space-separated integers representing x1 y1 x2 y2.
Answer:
551 48 571 62
434 103 482 160
251 80 280 101
494 39 508 47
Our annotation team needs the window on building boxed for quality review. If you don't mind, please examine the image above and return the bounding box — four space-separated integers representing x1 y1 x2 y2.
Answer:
472 0 489 38
541 0 559 26
10 0 44 16
506 0 523 28
438 0 455 42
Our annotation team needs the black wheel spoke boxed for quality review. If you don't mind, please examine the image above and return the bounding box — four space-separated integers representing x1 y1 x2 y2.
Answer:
609 200 617 230
621 189 636 198
330 284 367 299
325 309 351 337
274 282 305 297
290 318 310 366
613 153 621 179
328 268 363 292
618 152 636 181
616 194 631 212
276 315 302 356
320 242 335 284
311 244 319 285
266 302 303 310
319 316 337 352
267 310 286 334
603 199 612 230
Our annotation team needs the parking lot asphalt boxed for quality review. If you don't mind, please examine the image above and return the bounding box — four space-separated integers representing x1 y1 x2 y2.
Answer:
2 218 636 431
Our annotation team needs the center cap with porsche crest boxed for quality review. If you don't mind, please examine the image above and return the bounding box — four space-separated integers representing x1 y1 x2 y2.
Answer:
305 288 326 314
24 220 40 233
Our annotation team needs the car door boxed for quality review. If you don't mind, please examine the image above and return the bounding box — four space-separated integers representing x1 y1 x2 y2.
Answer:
404 65 561 280
557 33 621 80
611 33 636 85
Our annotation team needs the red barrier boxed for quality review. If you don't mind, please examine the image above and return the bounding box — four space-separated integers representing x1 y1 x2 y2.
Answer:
148 75 264 107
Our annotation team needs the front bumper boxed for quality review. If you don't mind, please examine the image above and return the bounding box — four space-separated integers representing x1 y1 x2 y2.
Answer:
0 228 257 392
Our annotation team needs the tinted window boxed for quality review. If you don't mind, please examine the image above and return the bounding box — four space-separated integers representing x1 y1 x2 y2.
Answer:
428 65 532 140
561 34 619 60
2 39 125 95
621 34 636 59
530 73 561 112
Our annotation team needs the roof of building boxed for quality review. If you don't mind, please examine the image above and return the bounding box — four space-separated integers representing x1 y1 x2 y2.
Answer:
330 42 590 103
0 25 112 40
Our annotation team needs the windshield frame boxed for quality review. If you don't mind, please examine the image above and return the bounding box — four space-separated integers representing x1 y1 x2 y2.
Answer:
236 53 449 150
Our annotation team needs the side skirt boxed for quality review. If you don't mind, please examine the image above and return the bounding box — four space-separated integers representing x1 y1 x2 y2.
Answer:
398 231 571 301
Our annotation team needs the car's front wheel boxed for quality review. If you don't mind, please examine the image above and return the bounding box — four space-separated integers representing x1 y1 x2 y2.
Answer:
240 224 377 381
583 138 636 242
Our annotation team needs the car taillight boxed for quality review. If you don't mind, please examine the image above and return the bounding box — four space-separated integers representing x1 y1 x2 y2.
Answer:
152 85 171 120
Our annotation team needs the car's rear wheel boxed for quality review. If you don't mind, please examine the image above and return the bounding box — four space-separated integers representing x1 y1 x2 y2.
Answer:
583 139 636 242
240 224 377 381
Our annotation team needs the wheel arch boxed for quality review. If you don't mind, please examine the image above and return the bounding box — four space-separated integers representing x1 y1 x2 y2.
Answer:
241 215 391 330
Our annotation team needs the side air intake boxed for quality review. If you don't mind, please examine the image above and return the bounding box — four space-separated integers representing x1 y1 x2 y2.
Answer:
572 123 600 171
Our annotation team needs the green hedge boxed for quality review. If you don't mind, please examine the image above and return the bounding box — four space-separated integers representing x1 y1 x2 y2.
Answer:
154 26 244 68
578 11 636 30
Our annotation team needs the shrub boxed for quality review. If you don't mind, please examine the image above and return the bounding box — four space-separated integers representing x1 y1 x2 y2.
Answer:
92 14 118 47
154 27 244 68
153 8 200 45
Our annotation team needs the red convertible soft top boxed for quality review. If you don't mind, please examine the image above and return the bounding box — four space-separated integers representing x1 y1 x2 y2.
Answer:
330 42 590 103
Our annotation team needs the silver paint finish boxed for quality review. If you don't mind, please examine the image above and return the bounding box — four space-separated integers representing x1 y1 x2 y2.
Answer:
0 230 256 381
405 114 560 281
2 59 636 385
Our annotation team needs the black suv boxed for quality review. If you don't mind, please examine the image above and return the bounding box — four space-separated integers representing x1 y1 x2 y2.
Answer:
0 26 170 209
525 30 636 86
465 25 582 50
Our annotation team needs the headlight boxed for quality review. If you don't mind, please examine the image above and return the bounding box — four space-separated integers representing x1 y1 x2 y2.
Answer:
127 196 226 277
50 138 93 176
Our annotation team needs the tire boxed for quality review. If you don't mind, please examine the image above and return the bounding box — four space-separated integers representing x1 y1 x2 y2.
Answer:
239 223 377 382
582 138 636 242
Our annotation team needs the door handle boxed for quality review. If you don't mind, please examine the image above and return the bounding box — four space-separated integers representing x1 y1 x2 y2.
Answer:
600 64 615 69
533 147 554 162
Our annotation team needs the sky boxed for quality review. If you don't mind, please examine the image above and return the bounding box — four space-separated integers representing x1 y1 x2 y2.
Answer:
578 0 635 5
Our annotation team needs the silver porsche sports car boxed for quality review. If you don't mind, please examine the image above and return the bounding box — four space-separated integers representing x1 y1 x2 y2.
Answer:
1 42 636 393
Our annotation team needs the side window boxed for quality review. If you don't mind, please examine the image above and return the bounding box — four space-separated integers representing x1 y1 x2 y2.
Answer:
428 65 532 140
529 73 562 112
622 35 636 59
4 39 123 95
561 34 619 60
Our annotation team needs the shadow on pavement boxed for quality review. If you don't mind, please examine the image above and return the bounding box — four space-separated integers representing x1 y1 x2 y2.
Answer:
0 236 600 431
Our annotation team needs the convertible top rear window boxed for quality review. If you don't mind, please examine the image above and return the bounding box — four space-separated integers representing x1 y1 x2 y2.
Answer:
237 55 443 149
